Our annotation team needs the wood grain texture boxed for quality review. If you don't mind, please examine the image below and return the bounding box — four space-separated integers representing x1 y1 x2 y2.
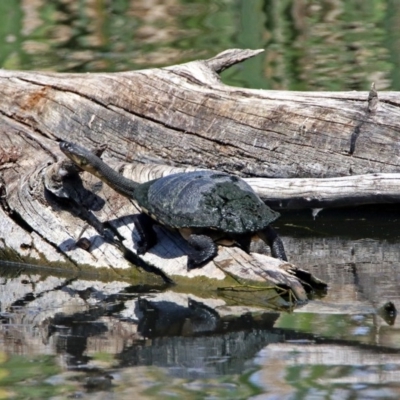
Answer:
4 48 399 299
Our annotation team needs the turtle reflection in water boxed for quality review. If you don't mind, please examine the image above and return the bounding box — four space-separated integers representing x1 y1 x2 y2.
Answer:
60 141 287 269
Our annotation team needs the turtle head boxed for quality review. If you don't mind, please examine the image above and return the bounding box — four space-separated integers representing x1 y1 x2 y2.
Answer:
59 140 138 197
59 141 100 174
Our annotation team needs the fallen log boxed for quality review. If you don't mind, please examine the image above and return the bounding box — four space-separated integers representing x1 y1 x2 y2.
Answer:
2 48 400 181
115 162 400 210
248 173 400 210
3 47 399 302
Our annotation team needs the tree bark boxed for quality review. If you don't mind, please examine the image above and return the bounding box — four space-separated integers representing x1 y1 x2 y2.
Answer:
3 48 400 302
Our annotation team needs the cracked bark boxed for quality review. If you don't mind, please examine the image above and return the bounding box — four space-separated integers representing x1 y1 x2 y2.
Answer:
2 48 399 303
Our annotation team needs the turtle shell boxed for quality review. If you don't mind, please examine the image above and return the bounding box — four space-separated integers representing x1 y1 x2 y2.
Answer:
134 170 280 233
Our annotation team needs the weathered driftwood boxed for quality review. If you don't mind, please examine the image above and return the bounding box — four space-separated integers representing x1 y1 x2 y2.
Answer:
2 47 399 301
119 162 400 210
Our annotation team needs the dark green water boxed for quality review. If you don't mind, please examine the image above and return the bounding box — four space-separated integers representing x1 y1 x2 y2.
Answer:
2 1 400 398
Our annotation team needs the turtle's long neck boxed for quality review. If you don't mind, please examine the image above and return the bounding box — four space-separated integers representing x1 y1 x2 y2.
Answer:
60 141 139 198
88 155 138 198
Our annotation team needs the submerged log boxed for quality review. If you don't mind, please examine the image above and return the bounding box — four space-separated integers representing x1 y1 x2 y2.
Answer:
2 48 400 301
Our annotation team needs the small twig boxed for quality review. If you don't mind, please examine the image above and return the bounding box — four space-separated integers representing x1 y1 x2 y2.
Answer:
368 82 379 114
218 284 285 293
217 281 295 304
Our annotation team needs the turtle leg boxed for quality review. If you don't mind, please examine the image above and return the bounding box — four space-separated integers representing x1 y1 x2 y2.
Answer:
133 213 158 255
234 235 252 254
186 234 218 270
258 225 288 261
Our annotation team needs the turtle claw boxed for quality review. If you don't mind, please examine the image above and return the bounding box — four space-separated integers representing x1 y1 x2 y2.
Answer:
187 258 198 270
136 242 148 255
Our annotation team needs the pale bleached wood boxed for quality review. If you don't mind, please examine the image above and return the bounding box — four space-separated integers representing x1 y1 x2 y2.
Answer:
247 173 400 209
4 48 400 300
1 49 400 182
120 163 400 210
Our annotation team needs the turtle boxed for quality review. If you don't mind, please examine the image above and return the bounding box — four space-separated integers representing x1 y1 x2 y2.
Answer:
59 141 287 269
